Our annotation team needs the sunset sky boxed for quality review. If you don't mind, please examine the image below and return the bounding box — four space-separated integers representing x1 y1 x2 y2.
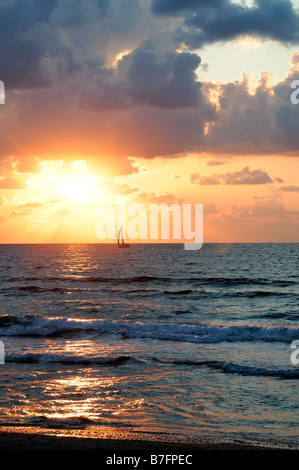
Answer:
0 0 299 243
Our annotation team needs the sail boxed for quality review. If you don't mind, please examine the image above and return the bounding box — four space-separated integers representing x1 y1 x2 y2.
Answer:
117 225 129 248
118 226 124 245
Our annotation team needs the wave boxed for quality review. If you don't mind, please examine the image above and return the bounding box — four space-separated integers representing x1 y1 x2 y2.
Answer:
8 274 169 284
18 285 84 294
155 358 299 380
196 277 297 287
3 415 134 430
35 415 97 428
2 284 296 301
5 350 299 379
162 289 194 295
5 352 132 366
7 274 297 287
1 285 84 294
1 314 298 344
218 362 299 379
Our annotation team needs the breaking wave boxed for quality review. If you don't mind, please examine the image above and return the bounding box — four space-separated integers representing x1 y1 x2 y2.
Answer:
1 314 298 344
5 352 132 366
155 358 299 379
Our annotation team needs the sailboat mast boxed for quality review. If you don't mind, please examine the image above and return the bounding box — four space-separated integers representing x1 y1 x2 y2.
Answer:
117 224 129 248
118 226 123 245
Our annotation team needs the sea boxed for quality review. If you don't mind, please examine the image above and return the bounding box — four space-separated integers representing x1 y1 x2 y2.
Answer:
0 243 298 449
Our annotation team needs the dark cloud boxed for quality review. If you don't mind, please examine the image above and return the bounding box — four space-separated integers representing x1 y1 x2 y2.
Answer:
221 166 273 185
124 47 202 109
151 0 299 47
0 0 298 170
0 85 214 162
80 46 204 110
0 0 85 89
0 0 148 91
204 70 299 155
0 0 217 166
151 0 221 15
50 0 109 28
117 107 214 157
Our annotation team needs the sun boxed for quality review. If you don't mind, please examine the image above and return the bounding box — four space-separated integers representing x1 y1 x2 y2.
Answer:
58 174 100 203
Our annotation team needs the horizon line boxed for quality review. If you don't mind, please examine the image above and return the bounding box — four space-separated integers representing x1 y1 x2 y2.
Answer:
0 241 298 245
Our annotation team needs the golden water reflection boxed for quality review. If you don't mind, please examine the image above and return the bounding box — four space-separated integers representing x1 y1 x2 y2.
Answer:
40 374 146 424
1 369 147 428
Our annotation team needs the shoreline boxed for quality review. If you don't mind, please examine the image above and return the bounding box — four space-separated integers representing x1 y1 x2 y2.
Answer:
0 426 296 452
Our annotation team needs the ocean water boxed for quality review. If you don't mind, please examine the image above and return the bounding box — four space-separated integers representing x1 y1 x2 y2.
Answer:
0 243 298 448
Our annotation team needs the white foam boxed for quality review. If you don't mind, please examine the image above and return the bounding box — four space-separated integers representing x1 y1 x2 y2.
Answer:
1 315 298 344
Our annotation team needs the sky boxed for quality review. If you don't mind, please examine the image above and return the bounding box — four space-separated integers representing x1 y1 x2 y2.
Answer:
0 0 299 243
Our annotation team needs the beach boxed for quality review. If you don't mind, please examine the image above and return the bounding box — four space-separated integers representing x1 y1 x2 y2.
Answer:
1 0 299 460
0 426 283 452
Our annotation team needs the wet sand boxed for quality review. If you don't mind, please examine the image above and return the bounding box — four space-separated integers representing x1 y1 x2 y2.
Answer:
0 426 293 452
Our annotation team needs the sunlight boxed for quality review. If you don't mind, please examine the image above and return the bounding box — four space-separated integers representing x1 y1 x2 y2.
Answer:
112 49 132 67
58 174 100 203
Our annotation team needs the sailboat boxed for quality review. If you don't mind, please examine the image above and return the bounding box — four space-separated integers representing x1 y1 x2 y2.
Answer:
117 225 130 248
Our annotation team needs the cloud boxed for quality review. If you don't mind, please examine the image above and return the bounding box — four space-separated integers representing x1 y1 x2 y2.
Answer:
190 173 219 185
9 208 35 217
0 0 216 165
0 195 9 207
101 179 180 204
169 173 182 180
190 166 273 185
203 71 299 156
0 0 298 172
205 159 229 166
221 166 273 185
0 158 29 189
280 184 299 192
290 52 299 65
0 0 166 92
251 198 287 217
151 0 299 47
79 45 205 110
123 47 202 109
190 173 200 184
146 192 178 203
0 0 85 90
231 197 299 219
0 171 28 189
204 202 218 214
50 0 109 28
